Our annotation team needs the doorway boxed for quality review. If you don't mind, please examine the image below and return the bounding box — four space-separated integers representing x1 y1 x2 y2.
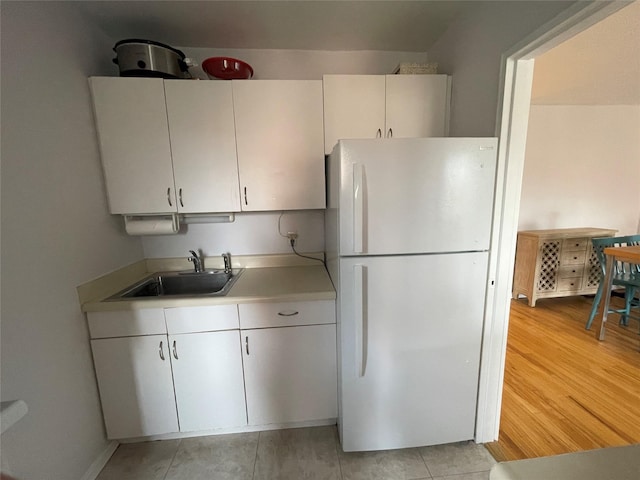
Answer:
476 0 636 447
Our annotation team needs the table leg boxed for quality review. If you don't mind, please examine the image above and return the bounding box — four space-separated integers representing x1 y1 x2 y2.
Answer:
595 254 616 341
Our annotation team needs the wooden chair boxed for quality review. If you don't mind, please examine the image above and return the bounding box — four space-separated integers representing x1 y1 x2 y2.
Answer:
585 234 640 330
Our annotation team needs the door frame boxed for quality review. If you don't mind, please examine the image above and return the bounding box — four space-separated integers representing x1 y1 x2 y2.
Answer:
475 0 631 443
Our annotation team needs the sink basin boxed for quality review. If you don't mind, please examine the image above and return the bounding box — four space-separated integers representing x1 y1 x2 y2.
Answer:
108 269 243 300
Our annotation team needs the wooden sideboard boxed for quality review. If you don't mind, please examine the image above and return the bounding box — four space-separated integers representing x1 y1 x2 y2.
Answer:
512 228 617 306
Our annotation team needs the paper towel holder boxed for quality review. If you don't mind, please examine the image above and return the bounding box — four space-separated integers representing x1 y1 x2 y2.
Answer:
123 214 180 235
181 213 235 224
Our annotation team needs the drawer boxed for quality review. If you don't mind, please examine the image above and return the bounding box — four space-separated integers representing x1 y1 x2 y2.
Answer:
557 277 583 292
560 250 586 265
87 308 166 339
239 300 335 329
164 305 239 334
558 265 585 279
562 238 589 251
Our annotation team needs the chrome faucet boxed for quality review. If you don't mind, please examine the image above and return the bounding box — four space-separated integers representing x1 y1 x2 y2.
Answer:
188 250 203 273
222 252 231 274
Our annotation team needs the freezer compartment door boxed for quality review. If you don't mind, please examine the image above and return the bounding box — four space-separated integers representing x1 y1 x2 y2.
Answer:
338 252 488 451
337 138 497 255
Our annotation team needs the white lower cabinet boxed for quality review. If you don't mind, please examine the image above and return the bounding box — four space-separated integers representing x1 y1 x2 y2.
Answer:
169 330 247 432
90 335 179 439
88 299 336 439
242 324 338 425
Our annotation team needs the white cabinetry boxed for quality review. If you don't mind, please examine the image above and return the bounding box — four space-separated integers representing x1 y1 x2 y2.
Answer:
323 74 450 154
90 335 179 439
164 80 241 213
164 305 246 432
232 80 325 211
88 305 246 439
89 77 240 214
239 300 337 425
89 77 175 214
87 298 337 439
169 331 247 432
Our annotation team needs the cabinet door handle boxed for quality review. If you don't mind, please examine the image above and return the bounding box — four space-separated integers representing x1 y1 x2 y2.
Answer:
387 128 393 138
159 340 165 361
178 188 184 208
245 336 250 355
376 128 382 138
172 340 178 359
167 188 173 207
244 187 248 205
277 311 299 317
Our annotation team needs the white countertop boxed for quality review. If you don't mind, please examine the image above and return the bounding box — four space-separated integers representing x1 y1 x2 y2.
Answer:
81 264 336 312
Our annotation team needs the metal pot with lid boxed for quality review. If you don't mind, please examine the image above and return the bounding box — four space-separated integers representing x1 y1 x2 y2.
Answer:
113 39 193 79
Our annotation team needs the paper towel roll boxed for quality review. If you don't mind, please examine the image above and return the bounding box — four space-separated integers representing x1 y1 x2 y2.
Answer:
124 215 179 235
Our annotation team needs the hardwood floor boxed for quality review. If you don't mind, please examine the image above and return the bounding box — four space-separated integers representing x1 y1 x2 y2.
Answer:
485 295 640 462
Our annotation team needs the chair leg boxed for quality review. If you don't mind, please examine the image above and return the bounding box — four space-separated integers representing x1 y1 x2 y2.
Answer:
586 283 604 330
621 286 637 327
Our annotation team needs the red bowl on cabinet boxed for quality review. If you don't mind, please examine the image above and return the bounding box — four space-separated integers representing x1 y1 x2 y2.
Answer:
202 57 254 80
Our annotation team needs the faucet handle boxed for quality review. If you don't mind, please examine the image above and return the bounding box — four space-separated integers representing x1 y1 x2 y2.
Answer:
222 252 231 273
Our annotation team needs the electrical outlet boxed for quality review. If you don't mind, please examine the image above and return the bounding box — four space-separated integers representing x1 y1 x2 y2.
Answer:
287 232 298 241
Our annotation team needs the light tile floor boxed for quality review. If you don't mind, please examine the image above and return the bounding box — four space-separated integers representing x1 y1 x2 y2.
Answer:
96 426 496 480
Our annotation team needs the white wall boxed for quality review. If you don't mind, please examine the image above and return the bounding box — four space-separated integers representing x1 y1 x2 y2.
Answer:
142 211 325 258
0 3 144 479
519 105 640 234
179 47 429 80
426 0 573 137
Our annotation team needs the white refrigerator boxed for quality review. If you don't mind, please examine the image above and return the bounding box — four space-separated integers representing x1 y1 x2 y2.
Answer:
325 137 498 452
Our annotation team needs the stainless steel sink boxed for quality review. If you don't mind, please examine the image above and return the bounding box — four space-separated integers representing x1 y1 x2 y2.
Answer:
108 269 243 300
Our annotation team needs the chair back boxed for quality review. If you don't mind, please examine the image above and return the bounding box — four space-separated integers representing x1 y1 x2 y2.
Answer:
592 234 640 277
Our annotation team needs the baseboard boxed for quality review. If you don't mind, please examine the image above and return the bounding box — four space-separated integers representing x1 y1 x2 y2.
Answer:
80 440 118 480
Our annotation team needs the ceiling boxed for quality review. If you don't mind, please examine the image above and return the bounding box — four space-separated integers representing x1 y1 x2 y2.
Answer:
76 0 473 52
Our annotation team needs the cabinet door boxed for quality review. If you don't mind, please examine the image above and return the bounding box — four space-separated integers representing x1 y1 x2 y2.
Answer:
233 80 325 211
164 81 241 213
169 331 247 432
385 74 450 138
90 335 178 439
242 324 337 425
323 75 386 154
89 77 176 214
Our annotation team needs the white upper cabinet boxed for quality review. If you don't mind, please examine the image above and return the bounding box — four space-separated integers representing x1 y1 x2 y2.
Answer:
385 75 450 139
164 81 241 213
89 77 240 215
89 77 176 214
322 74 451 154
323 75 386 154
232 80 326 211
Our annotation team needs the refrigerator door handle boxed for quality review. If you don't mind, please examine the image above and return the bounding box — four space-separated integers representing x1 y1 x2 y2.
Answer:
354 264 368 377
353 163 365 254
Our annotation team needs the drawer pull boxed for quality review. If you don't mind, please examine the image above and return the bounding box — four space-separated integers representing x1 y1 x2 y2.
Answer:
159 341 165 361
277 311 299 317
172 340 178 360
245 336 250 355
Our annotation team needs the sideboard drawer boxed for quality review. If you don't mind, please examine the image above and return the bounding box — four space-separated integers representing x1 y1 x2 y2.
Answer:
563 238 589 251
558 277 583 292
561 250 587 265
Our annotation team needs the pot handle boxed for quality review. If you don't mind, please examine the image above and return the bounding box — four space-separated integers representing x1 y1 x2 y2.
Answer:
112 57 119 65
